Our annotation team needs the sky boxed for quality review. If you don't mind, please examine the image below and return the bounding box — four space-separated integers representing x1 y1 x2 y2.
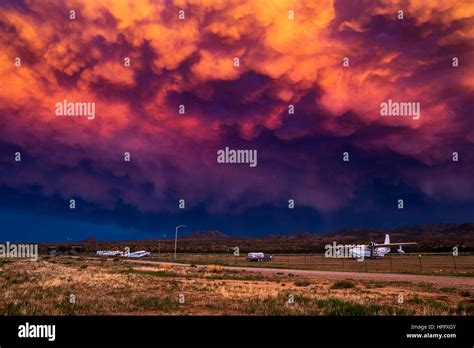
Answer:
0 0 473 242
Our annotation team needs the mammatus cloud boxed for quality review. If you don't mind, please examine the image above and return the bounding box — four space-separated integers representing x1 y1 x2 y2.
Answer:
0 0 473 224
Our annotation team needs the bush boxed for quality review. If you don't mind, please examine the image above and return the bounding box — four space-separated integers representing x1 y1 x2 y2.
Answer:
294 280 311 287
456 300 474 315
331 280 355 289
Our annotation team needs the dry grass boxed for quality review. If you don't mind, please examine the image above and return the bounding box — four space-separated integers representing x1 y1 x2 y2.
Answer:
0 256 472 316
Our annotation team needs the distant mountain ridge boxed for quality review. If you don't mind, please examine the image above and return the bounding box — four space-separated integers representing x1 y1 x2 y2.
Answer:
181 230 230 240
42 222 473 253
329 223 474 238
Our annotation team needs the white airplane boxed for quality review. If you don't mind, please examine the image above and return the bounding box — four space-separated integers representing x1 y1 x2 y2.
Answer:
96 250 124 256
349 234 417 259
96 250 151 258
126 250 151 258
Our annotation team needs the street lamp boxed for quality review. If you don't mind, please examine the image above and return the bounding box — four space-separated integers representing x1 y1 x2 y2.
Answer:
174 225 186 261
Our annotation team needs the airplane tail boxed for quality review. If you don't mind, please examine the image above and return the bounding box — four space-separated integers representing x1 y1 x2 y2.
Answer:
384 234 390 245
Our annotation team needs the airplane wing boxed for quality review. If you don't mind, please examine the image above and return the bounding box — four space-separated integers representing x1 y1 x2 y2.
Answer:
372 243 417 248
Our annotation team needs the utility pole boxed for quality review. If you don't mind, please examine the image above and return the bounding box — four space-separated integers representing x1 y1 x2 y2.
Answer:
174 225 186 261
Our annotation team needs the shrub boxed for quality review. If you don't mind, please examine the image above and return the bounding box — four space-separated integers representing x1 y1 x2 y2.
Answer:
331 280 355 289
294 280 311 287
456 300 474 315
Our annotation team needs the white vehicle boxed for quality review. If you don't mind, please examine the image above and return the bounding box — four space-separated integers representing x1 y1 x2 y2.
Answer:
126 250 151 258
96 250 124 256
96 250 151 258
349 234 417 259
247 252 272 262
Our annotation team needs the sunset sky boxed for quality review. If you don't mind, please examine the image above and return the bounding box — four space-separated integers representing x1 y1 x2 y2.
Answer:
0 0 473 241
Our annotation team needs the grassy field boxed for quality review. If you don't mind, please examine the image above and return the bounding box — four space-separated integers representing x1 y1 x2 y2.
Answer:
149 252 474 276
0 256 473 316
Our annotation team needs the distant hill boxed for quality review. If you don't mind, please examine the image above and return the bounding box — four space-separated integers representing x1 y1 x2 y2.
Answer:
181 230 230 240
81 236 98 243
328 223 473 239
41 223 473 253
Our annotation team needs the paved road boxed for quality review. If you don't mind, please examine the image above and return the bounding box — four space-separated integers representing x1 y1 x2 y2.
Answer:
125 258 474 291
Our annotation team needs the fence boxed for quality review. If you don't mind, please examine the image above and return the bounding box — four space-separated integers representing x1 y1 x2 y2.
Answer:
148 252 474 275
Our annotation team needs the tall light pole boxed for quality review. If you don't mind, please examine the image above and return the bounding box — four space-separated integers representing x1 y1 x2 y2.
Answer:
174 225 186 261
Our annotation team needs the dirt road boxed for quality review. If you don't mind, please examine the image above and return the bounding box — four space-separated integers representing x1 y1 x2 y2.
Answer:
125 258 474 291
